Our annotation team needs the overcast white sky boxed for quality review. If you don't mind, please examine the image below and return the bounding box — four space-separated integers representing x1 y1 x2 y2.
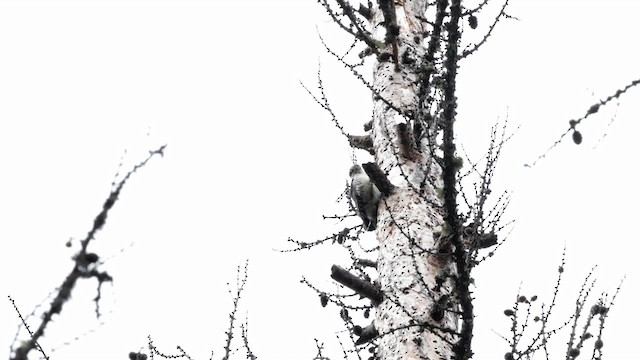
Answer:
1 1 639 359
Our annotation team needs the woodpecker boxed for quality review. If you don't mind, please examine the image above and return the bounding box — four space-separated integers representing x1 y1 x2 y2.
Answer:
349 165 381 231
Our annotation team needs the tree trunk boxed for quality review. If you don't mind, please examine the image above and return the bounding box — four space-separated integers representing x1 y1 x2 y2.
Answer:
371 2 458 360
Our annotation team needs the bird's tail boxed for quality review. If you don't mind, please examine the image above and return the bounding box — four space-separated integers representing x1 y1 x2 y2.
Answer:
364 218 377 231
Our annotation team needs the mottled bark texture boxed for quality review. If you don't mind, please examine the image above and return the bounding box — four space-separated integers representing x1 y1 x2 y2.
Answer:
369 2 458 359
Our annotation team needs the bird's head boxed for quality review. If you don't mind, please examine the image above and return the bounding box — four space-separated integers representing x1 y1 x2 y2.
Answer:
349 164 363 177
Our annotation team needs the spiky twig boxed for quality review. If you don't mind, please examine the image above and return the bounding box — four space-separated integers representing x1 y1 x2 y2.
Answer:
9 145 166 360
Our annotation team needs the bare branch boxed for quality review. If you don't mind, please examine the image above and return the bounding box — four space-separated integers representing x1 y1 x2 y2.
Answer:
461 0 511 58
222 261 250 360
9 145 166 360
330 265 383 305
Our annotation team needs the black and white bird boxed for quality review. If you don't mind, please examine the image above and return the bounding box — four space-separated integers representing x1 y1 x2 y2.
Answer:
349 164 381 231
